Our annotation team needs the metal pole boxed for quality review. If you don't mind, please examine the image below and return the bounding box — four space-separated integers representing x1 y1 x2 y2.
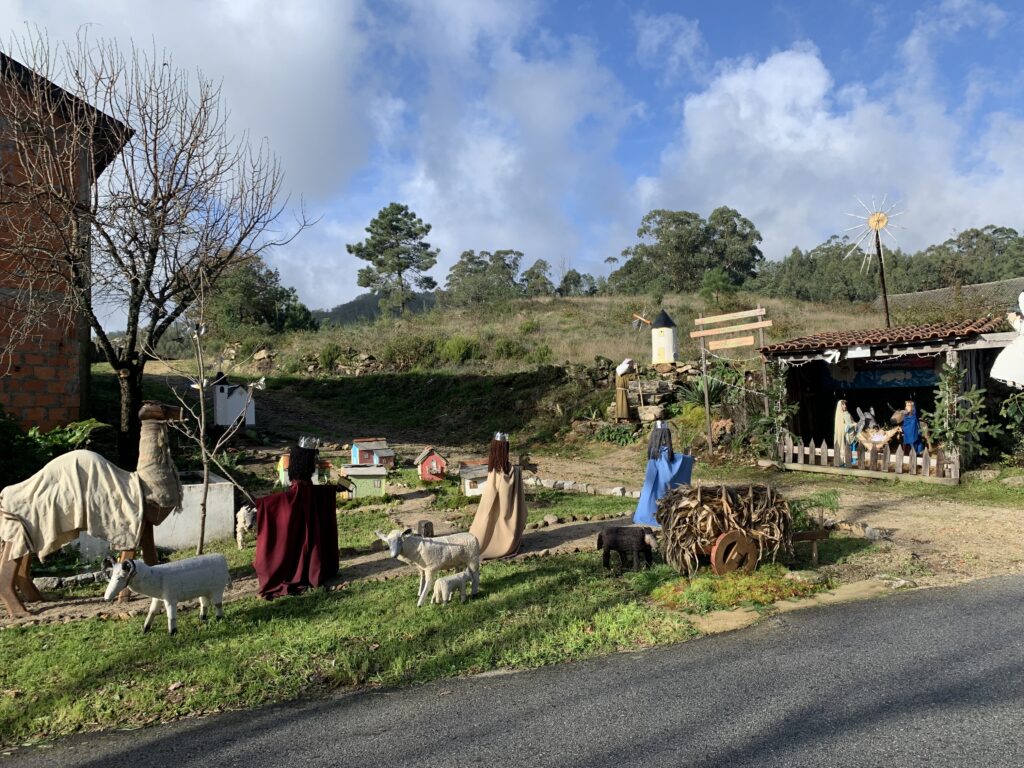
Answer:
875 229 891 328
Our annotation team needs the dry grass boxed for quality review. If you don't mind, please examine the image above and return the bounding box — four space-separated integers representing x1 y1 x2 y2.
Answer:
233 292 876 374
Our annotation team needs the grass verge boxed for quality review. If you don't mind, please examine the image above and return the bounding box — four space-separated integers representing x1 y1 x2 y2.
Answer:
0 553 695 746
649 564 828 614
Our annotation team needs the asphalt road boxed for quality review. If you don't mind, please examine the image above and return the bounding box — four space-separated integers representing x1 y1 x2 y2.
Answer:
9 575 1024 768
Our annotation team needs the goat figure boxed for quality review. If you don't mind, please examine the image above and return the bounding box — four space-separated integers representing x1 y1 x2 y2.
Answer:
103 554 231 635
597 526 658 571
376 528 480 607
431 570 471 605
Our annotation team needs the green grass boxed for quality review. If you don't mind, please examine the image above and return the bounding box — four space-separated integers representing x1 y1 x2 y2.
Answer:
338 509 395 551
0 554 696 746
650 563 828 614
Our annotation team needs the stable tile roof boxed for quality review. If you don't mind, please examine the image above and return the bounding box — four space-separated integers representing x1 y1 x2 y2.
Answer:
761 317 1003 356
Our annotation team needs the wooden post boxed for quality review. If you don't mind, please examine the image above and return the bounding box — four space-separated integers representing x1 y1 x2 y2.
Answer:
908 447 918 476
882 444 891 474
895 445 904 474
920 449 931 478
699 329 713 452
935 447 945 479
757 306 770 417
796 438 805 465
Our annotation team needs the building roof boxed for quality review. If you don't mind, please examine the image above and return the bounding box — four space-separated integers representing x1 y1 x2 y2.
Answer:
760 318 1004 356
342 464 388 477
375 449 395 458
354 440 389 451
415 447 445 465
458 459 489 479
352 437 386 444
651 309 676 329
1 52 132 177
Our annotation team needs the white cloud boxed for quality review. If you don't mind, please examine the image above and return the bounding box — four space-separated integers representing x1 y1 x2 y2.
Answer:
634 11 705 82
637 8 1024 265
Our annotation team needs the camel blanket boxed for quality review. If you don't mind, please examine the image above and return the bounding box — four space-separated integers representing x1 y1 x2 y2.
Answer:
0 450 144 561
469 467 527 559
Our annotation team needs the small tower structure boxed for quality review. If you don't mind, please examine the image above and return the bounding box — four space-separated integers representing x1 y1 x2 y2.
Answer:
651 310 677 365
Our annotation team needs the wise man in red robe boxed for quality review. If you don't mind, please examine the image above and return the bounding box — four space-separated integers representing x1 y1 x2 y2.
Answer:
254 438 338 599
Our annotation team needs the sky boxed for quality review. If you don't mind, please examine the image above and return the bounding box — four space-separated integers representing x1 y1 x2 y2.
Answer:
3 0 1024 313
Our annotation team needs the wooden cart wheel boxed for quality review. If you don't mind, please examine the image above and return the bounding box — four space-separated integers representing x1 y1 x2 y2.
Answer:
710 530 758 575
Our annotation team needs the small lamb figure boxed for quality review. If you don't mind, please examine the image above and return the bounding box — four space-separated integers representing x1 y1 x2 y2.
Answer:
376 528 480 607
431 570 471 605
103 554 231 635
597 526 658 572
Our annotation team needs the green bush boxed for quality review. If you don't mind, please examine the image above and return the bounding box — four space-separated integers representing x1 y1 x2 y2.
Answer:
526 344 553 365
379 335 439 370
439 335 482 364
519 319 541 335
0 410 108 488
594 423 639 446
493 337 528 359
318 342 344 370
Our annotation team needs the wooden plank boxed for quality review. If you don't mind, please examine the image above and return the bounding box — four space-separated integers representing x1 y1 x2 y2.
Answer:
708 335 756 351
934 448 945 479
693 307 767 325
895 445 904 475
882 444 891 473
690 320 773 339
782 462 959 485
783 434 793 463
951 450 960 480
908 448 918 476
868 445 878 473
819 439 829 467
796 439 805 465
921 449 931 477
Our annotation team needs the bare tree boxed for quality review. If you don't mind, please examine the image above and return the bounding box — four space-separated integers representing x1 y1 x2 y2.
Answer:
0 29 307 466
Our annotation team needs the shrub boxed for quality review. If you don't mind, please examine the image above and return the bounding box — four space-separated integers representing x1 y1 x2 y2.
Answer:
439 335 482 364
526 344 553 365
318 342 344 370
379 335 439 370
493 337 528 359
519 319 541 335
594 423 639 446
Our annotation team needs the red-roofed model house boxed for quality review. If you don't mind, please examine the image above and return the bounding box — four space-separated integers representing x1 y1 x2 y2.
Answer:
415 447 447 482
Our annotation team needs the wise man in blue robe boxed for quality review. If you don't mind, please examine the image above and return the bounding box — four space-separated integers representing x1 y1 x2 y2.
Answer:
901 400 926 453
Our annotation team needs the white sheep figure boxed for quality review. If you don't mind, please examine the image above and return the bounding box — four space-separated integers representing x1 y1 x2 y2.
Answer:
103 554 231 635
432 570 471 605
376 528 480 607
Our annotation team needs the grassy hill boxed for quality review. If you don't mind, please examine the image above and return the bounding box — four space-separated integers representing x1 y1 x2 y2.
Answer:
222 292 882 377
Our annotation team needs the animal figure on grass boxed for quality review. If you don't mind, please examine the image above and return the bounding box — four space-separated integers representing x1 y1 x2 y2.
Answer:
0 401 184 618
597 526 658 572
376 528 480 607
431 570 471 605
103 554 231 635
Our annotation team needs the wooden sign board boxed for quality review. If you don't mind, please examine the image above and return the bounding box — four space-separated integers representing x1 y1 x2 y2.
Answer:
690 319 773 339
693 307 766 326
708 335 755 351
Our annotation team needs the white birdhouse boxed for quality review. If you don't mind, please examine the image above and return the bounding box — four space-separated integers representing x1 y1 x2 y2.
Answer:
651 310 677 365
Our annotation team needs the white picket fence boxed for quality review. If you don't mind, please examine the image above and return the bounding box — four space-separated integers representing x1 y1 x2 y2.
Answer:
779 435 960 484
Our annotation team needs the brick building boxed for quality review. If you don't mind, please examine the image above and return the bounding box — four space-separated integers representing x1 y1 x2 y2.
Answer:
0 52 129 430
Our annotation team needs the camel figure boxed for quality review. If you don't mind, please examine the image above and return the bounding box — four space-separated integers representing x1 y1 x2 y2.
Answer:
0 401 183 618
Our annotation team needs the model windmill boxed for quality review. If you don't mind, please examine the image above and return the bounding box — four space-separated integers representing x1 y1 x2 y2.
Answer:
632 310 677 364
844 196 904 328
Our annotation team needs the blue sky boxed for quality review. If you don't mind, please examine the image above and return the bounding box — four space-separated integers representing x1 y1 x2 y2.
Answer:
4 0 1024 315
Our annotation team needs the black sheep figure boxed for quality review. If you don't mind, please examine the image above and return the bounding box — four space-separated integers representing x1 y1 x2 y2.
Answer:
597 526 658 572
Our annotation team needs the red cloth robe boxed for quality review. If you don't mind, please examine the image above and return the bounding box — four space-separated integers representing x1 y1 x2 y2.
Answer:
255 481 339 599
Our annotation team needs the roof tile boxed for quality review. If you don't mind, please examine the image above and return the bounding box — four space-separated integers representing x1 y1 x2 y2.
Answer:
761 317 1003 355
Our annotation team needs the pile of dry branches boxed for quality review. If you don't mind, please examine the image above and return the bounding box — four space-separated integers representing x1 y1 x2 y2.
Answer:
655 484 793 575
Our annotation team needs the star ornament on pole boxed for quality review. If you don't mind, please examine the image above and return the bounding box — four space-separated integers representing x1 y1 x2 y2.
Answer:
844 195 904 328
